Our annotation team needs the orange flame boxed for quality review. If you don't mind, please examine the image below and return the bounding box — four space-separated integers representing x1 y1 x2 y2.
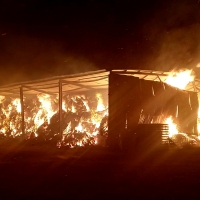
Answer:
165 69 194 90
12 98 21 113
96 93 105 112
37 94 56 124
164 69 199 137
164 116 178 137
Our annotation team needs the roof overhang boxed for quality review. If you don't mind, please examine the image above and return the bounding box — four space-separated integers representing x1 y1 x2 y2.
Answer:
0 70 109 96
112 69 200 93
0 69 199 96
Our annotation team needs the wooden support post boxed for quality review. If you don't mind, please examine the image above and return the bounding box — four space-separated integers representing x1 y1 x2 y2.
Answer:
20 86 25 136
59 80 63 139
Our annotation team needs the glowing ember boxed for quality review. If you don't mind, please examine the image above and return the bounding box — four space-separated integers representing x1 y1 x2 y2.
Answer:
0 96 5 102
62 101 67 112
82 98 90 112
75 123 85 133
12 98 21 113
71 105 76 113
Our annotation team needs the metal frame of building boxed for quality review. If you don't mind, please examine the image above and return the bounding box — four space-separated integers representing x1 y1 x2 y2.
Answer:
0 69 199 137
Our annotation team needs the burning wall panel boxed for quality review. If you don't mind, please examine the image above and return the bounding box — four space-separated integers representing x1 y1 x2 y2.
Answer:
138 80 198 135
108 72 199 150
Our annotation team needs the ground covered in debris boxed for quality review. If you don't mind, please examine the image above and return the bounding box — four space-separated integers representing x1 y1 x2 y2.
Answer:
0 141 200 199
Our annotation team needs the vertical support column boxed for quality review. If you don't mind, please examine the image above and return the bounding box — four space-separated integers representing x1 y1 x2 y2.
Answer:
59 80 63 139
20 86 25 136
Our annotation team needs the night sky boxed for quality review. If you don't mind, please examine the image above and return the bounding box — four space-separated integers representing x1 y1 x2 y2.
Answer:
1 0 200 85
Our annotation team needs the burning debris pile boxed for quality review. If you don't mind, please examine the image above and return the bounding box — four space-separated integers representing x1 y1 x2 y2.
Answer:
0 92 108 148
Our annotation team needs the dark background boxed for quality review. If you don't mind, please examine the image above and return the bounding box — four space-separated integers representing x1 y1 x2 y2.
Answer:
1 2 200 199
1 0 200 84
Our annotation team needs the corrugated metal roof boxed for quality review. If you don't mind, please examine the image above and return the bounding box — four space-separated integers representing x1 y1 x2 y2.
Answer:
0 69 199 96
0 70 109 96
112 69 200 93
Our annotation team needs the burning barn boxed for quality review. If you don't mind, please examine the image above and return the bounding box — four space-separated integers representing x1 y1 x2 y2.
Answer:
0 69 199 150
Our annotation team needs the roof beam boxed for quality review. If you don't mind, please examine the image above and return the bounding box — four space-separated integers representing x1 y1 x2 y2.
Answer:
23 85 57 95
77 76 108 83
0 89 20 95
113 71 169 76
0 70 107 89
156 75 162 82
61 80 94 91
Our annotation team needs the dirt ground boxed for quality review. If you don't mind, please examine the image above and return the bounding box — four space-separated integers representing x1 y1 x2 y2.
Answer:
0 140 200 200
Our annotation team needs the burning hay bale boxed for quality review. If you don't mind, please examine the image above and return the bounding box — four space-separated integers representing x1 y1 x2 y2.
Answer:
169 133 200 148
0 92 108 148
0 98 22 138
97 115 108 147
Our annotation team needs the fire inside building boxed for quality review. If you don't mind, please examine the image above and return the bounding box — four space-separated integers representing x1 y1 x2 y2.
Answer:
0 69 199 150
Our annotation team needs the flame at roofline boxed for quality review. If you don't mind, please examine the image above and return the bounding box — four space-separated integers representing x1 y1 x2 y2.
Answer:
0 69 199 96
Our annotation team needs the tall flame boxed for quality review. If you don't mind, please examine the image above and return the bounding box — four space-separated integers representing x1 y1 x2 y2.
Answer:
96 93 105 112
164 69 197 137
37 94 56 124
164 116 178 137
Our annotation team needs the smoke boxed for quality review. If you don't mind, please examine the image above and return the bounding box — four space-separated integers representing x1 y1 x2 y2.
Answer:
151 25 200 71
1 0 200 83
0 36 98 85
141 0 200 74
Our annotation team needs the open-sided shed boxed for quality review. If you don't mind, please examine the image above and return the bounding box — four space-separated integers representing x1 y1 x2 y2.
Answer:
0 69 199 96
0 69 199 148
